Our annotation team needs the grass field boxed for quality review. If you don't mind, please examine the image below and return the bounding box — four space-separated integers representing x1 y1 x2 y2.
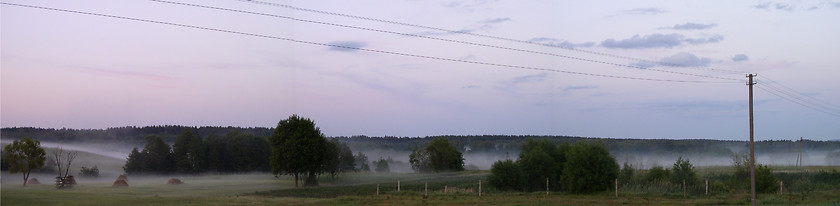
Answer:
3 168 839 206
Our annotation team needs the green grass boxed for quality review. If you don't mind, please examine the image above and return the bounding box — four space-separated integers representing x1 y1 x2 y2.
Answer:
3 169 839 205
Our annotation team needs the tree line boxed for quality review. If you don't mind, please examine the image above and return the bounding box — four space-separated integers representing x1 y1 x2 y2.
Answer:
123 130 272 174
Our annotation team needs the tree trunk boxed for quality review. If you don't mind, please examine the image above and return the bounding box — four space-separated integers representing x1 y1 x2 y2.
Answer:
23 169 30 187
304 171 318 186
294 173 299 188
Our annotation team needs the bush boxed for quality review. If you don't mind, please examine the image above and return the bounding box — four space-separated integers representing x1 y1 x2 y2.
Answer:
618 162 635 184
671 156 697 186
755 164 778 193
374 158 390 173
645 165 670 182
79 165 100 178
488 160 524 191
517 139 568 191
561 142 618 194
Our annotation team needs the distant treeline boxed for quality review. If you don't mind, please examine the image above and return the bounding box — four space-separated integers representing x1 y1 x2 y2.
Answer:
3 126 838 157
1 126 273 143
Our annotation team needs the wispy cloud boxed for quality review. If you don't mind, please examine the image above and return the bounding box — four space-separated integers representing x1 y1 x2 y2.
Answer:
624 7 668 15
563 85 598 92
443 0 499 12
630 52 714 68
77 66 173 82
731 54 749 62
600 33 723 49
530 37 595 48
327 41 367 52
512 73 548 83
665 22 717 30
481 17 511 24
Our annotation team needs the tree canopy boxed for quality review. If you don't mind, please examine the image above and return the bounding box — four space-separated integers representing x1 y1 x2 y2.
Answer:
561 142 619 194
2 137 46 186
269 114 333 187
409 137 464 173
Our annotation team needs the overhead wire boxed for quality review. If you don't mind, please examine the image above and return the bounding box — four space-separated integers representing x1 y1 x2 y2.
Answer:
759 82 840 114
149 0 741 82
758 75 840 110
233 0 746 75
756 85 840 117
0 2 735 84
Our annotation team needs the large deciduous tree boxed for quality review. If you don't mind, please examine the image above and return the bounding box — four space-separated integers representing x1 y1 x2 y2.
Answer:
270 115 331 187
409 138 464 173
2 137 46 186
173 129 205 174
561 142 618 194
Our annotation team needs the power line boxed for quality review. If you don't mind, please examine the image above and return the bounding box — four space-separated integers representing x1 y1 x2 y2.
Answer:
0 2 735 84
756 85 840 117
234 0 746 75
149 0 741 82
758 82 840 114
758 75 840 110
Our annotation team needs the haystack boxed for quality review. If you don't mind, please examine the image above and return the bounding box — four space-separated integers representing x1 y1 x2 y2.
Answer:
27 178 41 185
117 174 128 182
64 176 77 185
166 178 184 185
112 179 129 187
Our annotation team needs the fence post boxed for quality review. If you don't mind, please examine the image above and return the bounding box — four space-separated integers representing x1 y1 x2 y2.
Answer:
780 181 783 195
706 180 708 195
425 182 428 198
615 179 618 197
377 184 380 196
683 179 686 198
445 185 448 193
398 180 400 192
479 180 482 197
546 177 549 195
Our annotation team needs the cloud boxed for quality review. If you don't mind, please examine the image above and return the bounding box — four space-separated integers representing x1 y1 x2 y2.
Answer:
512 73 548 83
77 66 173 81
683 35 724 45
624 7 668 15
731 54 749 62
529 37 595 48
667 22 717 30
443 0 498 12
327 41 367 52
563 85 598 92
659 52 713 67
481 17 511 24
600 33 683 49
753 2 799 11
600 33 724 49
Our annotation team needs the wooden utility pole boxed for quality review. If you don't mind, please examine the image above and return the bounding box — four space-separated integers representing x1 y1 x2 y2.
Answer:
748 74 757 206
797 137 803 167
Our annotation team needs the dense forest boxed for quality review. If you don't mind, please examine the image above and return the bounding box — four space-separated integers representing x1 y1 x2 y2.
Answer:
3 126 839 166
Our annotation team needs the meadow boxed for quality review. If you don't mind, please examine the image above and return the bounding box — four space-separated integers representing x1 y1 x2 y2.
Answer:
3 167 839 206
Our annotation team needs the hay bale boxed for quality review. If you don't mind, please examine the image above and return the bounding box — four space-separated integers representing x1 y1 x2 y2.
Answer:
166 178 184 185
117 174 128 182
112 179 129 187
27 178 41 185
64 176 77 185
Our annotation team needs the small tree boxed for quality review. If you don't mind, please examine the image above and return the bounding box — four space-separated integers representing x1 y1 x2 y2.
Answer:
488 159 524 191
52 147 78 183
645 165 670 182
2 137 47 186
354 152 370 172
562 142 618 194
269 114 331 187
374 158 390 173
671 156 697 186
79 165 100 178
619 161 635 184
409 138 464 173
755 164 778 193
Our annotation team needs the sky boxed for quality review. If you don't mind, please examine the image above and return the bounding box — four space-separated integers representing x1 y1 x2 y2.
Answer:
2 0 839 140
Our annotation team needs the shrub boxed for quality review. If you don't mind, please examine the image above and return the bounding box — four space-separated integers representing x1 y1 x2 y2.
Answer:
561 142 618 194
755 164 778 193
671 156 697 186
374 158 390 173
645 165 670 182
79 165 100 178
488 160 524 191
618 162 635 184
